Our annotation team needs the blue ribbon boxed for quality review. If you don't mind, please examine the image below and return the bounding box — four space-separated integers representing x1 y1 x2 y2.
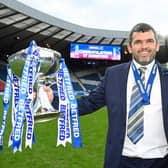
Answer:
25 41 39 147
57 66 69 145
0 66 12 151
60 58 82 148
12 40 38 152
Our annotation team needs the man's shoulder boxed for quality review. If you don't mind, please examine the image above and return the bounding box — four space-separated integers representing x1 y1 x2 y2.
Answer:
106 62 131 72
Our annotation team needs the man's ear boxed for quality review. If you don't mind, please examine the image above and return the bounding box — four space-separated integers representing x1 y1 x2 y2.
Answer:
156 43 160 52
127 43 132 54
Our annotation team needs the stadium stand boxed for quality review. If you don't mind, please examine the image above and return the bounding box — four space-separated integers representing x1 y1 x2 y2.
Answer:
0 61 7 81
0 0 167 94
0 80 5 93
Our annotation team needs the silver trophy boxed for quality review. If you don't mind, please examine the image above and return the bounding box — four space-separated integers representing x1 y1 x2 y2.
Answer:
8 46 61 122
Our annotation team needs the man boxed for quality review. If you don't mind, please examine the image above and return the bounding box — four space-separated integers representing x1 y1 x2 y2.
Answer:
45 23 168 168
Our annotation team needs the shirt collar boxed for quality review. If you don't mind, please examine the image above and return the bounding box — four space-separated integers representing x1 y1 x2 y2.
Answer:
132 59 155 72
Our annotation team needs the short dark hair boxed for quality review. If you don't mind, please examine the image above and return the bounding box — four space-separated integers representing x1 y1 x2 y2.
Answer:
129 23 158 44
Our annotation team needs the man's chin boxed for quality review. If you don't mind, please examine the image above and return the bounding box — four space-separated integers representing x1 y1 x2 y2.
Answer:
139 59 153 65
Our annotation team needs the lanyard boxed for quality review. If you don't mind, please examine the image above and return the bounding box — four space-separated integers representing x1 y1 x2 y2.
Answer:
132 62 157 105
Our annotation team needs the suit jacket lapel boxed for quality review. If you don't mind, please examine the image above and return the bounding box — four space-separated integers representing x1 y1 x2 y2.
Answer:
119 62 131 128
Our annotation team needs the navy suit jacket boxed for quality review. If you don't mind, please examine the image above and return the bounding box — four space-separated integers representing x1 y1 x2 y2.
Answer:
76 61 168 168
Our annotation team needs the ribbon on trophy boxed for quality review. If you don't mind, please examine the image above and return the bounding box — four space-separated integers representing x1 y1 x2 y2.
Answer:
9 40 40 152
8 68 20 148
0 67 12 151
57 58 82 148
24 41 39 148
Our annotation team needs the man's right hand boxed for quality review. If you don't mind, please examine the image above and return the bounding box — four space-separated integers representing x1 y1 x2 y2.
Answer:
42 85 54 103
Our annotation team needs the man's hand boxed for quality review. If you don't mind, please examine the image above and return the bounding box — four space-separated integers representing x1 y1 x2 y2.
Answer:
43 85 54 103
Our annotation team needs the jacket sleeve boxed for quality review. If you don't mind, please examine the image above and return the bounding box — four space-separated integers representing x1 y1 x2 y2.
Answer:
77 69 108 115
52 68 109 115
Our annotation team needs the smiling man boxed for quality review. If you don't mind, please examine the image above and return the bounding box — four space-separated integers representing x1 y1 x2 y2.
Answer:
45 23 168 168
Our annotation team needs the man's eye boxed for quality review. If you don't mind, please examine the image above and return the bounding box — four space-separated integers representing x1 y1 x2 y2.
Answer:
134 40 141 44
147 39 155 43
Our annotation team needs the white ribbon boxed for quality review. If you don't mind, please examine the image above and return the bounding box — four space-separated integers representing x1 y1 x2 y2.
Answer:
56 58 82 148
57 64 72 146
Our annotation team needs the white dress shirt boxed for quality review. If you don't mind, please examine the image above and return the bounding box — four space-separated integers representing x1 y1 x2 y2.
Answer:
122 59 168 158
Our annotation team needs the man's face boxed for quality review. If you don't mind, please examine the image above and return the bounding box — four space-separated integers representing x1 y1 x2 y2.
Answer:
127 30 160 65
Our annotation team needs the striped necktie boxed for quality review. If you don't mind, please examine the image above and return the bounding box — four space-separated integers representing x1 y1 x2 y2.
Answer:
127 67 146 144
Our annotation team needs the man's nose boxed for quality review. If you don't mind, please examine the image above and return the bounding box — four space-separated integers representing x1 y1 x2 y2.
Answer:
141 42 148 50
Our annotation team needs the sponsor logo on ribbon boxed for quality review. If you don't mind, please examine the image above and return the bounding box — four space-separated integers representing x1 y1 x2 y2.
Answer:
0 67 12 151
57 58 82 148
10 40 39 152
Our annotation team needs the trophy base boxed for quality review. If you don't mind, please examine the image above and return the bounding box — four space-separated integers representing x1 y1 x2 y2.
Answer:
34 111 63 123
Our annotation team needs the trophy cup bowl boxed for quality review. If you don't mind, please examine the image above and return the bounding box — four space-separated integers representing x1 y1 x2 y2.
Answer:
8 46 62 122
